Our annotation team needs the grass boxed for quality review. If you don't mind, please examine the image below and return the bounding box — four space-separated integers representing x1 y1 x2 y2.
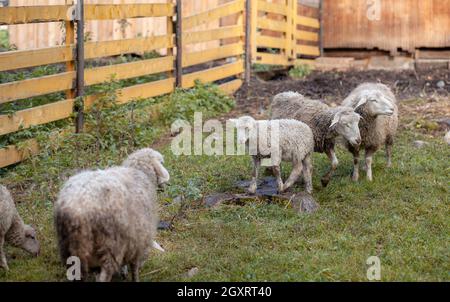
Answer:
0 93 448 281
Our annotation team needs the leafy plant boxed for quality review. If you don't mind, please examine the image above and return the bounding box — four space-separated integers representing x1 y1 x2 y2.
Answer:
159 80 235 125
289 64 312 79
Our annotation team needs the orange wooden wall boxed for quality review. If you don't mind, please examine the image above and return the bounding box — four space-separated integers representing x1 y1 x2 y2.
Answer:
323 0 450 53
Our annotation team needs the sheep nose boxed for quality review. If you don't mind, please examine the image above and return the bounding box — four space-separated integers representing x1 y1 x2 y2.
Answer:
355 138 361 145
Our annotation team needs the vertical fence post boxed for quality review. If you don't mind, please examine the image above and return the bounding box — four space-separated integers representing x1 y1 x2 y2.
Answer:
251 0 257 64
292 0 298 64
319 0 324 57
175 0 183 88
244 0 252 86
167 0 174 81
65 0 75 100
286 0 293 64
75 0 85 133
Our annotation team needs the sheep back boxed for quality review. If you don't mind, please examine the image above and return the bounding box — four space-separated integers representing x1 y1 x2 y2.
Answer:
55 167 158 272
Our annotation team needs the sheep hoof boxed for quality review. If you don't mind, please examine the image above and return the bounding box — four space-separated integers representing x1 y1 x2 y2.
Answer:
351 173 359 182
320 178 329 187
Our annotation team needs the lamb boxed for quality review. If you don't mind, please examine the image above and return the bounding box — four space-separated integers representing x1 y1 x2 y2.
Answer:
229 116 314 194
271 92 362 187
54 148 170 282
0 185 40 271
342 82 399 181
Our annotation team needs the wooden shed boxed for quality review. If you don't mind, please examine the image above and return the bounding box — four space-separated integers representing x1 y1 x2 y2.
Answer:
323 0 450 56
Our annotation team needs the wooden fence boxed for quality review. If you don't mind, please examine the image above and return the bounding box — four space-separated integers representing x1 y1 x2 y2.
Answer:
0 0 320 169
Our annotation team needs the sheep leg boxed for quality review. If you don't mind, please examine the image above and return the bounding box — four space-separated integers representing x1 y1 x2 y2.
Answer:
249 157 261 194
272 166 284 193
321 148 338 187
0 236 9 271
281 162 303 192
130 262 140 282
350 148 360 182
385 142 393 168
365 150 375 181
97 266 114 282
302 154 313 194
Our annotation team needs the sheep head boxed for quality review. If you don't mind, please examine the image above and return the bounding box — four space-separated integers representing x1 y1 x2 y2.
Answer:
354 90 395 117
21 224 40 257
123 148 170 187
229 116 257 145
330 108 362 147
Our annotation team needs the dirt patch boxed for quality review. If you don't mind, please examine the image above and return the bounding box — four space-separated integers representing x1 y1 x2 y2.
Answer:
234 69 449 114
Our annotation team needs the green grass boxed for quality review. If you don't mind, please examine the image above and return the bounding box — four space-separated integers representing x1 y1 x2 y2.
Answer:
0 96 448 281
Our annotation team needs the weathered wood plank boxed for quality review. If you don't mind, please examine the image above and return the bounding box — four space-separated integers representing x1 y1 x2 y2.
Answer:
258 17 286 32
0 139 40 168
256 35 285 49
85 4 175 20
297 30 319 41
182 60 244 88
85 56 174 85
257 0 287 15
0 99 75 136
183 25 244 45
255 52 288 65
297 16 320 28
84 78 175 109
85 35 173 59
0 46 73 72
297 44 320 56
0 5 70 25
218 79 243 95
184 0 245 30
183 43 244 67
0 72 75 104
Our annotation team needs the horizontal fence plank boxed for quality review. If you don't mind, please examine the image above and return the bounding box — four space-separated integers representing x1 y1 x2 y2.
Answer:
297 44 320 56
0 139 40 168
183 43 244 67
297 16 320 28
85 56 174 85
256 35 285 49
0 35 173 72
257 0 287 15
85 35 173 59
218 79 243 95
0 5 70 25
184 0 244 30
183 25 244 45
254 52 288 65
0 99 74 136
258 17 286 32
182 60 244 89
84 78 175 108
0 72 75 104
0 46 72 72
297 30 319 41
85 4 175 20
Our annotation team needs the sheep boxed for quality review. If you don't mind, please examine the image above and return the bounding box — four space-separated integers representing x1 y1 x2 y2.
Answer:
0 185 40 271
342 83 399 181
229 116 314 194
54 148 170 282
271 92 362 187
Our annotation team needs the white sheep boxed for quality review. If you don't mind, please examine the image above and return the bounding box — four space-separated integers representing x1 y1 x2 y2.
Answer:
0 185 40 271
229 116 314 194
342 83 399 181
271 92 362 187
54 148 170 282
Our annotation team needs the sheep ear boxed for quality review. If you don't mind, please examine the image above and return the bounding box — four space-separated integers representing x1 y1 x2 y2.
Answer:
152 159 170 185
330 114 340 128
355 96 368 109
